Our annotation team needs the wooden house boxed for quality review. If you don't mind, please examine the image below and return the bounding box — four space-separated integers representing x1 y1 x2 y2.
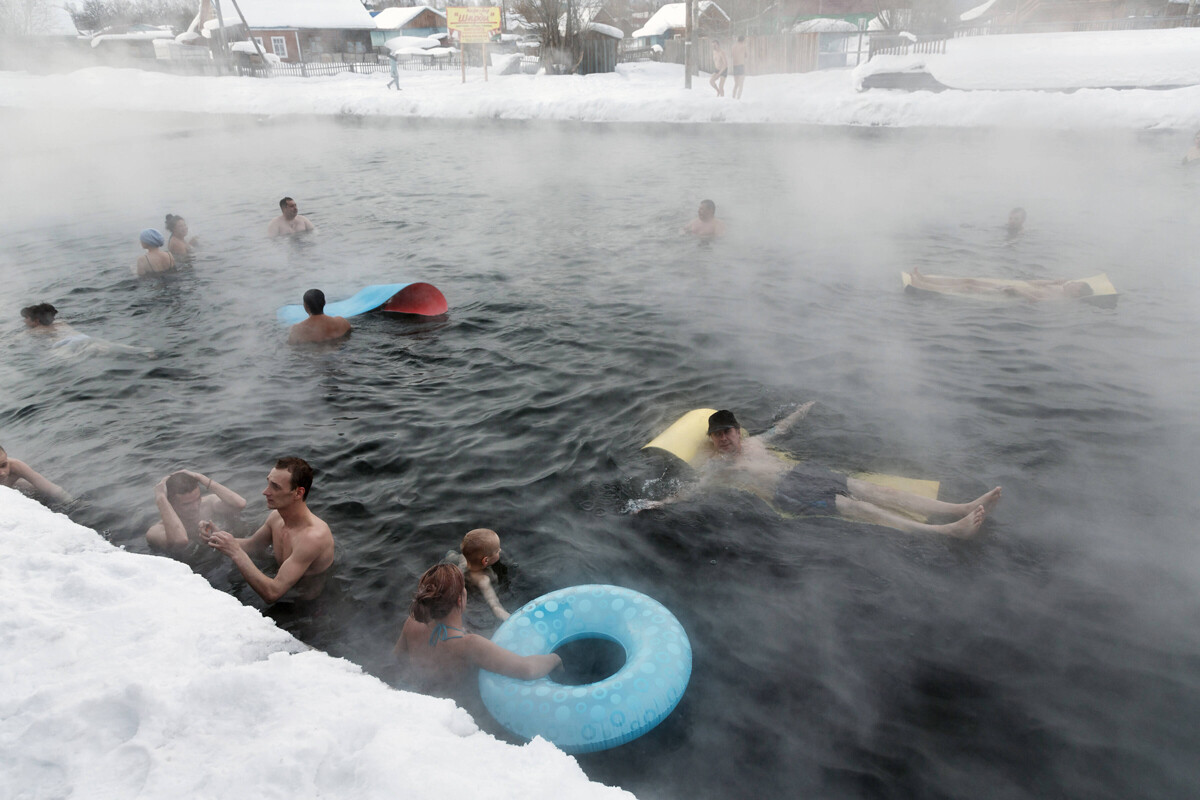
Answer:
630 2 730 47
372 6 447 48
197 0 376 63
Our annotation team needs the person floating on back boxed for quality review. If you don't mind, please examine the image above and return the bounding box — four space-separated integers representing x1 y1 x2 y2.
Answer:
288 289 352 345
910 267 1093 301
21 302 154 357
642 407 1001 538
134 229 176 276
684 199 726 238
0 443 71 505
268 196 316 238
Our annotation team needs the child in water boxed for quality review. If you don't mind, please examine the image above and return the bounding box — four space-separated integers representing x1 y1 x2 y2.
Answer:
450 528 509 620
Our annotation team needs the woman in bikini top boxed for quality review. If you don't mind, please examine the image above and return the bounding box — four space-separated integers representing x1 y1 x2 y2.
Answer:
394 564 561 696
134 228 176 276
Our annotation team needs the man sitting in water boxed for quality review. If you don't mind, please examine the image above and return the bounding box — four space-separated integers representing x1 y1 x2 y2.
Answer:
146 470 247 560
287 289 352 345
684 199 726 238
202 457 335 603
910 267 1093 301
268 196 316 238
644 408 1000 538
0 443 71 504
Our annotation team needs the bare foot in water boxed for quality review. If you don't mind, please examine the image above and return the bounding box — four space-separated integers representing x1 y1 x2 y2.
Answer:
939 505 986 538
971 487 1002 515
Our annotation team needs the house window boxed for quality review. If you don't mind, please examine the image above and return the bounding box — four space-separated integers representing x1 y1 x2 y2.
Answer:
253 37 264 51
271 36 288 58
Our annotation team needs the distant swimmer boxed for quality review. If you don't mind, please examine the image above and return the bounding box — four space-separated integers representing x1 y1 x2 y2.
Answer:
393 563 561 697
709 40 728 97
0 443 71 504
684 199 726 238
287 289 352 345
730 35 747 100
146 470 247 560
448 527 509 620
1183 130 1200 166
1006 207 1026 237
134 229 176 276
910 268 1094 301
165 214 200 260
268 196 316 238
21 302 154 357
642 407 1001 538
202 457 335 603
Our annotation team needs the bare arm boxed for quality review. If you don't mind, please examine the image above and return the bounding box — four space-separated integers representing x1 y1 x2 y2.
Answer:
464 635 561 680
152 476 190 550
185 470 247 513
204 522 319 604
12 459 71 503
468 572 510 621
762 401 815 442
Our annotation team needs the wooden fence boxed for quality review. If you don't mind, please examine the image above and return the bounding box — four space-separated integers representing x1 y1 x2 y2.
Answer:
663 33 820 75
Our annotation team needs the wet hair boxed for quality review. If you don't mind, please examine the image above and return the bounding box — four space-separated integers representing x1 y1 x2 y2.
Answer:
302 289 326 315
700 199 716 214
274 456 313 500
1064 281 1094 298
279 196 294 210
410 563 466 623
21 303 58 326
166 471 200 498
164 214 185 234
461 528 499 564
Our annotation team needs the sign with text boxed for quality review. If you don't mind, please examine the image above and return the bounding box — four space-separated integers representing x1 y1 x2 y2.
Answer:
447 6 501 43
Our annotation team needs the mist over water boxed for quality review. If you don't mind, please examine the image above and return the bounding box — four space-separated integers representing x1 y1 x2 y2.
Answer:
3 109 1200 799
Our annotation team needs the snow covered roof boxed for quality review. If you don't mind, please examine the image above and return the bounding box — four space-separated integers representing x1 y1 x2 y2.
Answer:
374 6 445 30
792 18 860 33
587 22 623 39
207 0 375 30
91 30 174 47
960 0 999 22
631 2 728 39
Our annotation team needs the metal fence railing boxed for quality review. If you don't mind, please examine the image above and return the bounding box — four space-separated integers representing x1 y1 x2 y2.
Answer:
235 54 462 78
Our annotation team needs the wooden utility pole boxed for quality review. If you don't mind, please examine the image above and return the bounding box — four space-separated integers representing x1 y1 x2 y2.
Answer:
684 0 693 88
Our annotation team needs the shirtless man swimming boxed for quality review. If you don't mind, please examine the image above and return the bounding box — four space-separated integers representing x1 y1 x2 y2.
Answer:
203 457 335 603
685 199 726 238
647 407 1000 538
287 289 352 345
146 470 247 559
910 267 1093 301
267 197 316 238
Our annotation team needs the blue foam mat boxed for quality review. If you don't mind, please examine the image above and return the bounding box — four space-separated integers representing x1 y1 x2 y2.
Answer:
276 283 412 324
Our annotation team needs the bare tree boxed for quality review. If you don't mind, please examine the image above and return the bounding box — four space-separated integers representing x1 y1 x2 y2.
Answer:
511 0 590 72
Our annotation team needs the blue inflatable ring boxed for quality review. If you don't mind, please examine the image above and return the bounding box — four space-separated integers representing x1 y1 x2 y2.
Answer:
479 584 691 754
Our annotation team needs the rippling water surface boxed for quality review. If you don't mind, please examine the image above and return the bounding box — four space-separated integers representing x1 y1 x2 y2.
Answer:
3 110 1200 799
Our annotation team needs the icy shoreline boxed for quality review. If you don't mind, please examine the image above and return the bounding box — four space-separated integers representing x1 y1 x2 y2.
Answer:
2 52 1199 130
0 487 632 800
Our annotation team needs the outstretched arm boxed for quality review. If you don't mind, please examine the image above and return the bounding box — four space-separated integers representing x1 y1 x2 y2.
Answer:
766 401 815 439
12 459 71 503
466 635 561 680
469 572 510 621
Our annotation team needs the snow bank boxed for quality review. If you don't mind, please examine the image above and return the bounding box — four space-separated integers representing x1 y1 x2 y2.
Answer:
0 487 632 800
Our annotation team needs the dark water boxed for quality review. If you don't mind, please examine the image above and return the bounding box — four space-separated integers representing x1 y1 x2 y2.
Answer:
3 110 1200 799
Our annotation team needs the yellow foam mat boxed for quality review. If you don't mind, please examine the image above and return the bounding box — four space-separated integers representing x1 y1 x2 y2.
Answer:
902 271 1118 306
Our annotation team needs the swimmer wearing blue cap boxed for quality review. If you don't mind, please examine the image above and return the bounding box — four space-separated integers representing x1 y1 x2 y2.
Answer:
134 228 176 276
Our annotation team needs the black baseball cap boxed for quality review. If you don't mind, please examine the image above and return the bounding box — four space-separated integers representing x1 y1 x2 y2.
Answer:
707 410 739 434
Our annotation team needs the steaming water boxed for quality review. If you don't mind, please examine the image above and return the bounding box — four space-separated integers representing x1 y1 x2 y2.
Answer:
3 110 1200 799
